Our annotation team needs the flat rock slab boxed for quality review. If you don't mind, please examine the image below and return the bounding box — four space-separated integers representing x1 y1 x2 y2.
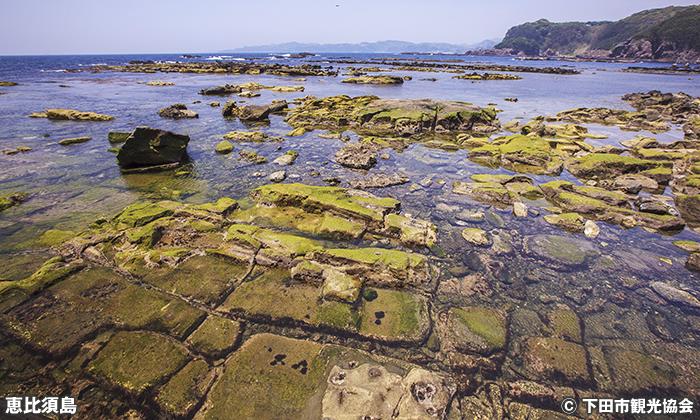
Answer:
200 334 327 420
44 108 114 121
519 337 592 387
442 307 508 356
348 173 410 189
524 235 599 271
89 330 189 392
650 281 700 309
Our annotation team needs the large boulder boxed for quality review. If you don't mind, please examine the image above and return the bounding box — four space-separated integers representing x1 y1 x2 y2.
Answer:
116 126 190 168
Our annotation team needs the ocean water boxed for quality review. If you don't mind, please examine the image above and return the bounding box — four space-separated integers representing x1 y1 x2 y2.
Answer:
1 53 700 415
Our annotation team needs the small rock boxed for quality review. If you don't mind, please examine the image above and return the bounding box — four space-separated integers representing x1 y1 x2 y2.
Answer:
157 104 198 119
215 140 234 154
461 228 490 247
58 136 91 146
583 220 600 238
323 177 341 186
513 202 528 218
688 253 700 272
379 153 391 160
272 154 296 166
269 171 287 183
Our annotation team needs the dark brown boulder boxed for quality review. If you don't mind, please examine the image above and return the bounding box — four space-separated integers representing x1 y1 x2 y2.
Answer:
116 127 190 168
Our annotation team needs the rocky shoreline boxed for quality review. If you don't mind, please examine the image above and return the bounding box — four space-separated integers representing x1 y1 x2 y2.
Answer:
2 63 700 420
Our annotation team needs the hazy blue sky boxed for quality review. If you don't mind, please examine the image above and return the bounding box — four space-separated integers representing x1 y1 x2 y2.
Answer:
2 1 698 55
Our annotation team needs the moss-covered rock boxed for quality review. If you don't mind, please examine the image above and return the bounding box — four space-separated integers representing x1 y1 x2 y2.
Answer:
550 107 670 133
543 212 586 232
223 131 282 142
284 95 500 136
58 136 92 146
673 240 700 254
187 315 241 357
201 334 328 420
564 153 671 180
358 288 430 343
239 150 267 164
0 193 29 212
601 346 676 394
108 132 131 144
546 310 582 343
444 307 508 356
215 140 234 154
156 359 214 417
89 330 189 392
461 228 490 247
43 108 115 121
341 75 404 84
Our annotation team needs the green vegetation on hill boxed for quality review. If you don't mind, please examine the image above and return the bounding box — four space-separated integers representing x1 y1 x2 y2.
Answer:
633 5 700 52
593 6 687 50
493 6 695 57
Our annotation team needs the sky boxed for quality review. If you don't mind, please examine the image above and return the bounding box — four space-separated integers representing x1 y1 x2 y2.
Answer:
1 0 698 55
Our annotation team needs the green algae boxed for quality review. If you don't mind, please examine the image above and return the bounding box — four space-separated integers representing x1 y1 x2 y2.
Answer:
157 359 213 416
222 269 359 331
89 330 189 392
202 334 327 420
541 235 596 265
602 347 676 393
113 202 174 229
450 307 507 354
548 310 582 343
358 288 428 342
140 256 248 306
215 140 234 154
187 316 241 356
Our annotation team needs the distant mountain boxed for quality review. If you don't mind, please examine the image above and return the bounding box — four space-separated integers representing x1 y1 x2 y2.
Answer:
222 39 500 54
471 6 700 62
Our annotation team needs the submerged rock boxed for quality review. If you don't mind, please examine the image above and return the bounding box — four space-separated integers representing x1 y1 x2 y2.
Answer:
239 150 267 164
518 337 592 387
650 282 700 309
442 307 508 356
116 126 190 169
0 193 30 212
524 235 599 270
461 228 490 247
348 173 410 189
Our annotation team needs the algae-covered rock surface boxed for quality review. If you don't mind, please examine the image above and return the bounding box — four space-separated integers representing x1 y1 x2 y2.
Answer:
284 95 501 136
